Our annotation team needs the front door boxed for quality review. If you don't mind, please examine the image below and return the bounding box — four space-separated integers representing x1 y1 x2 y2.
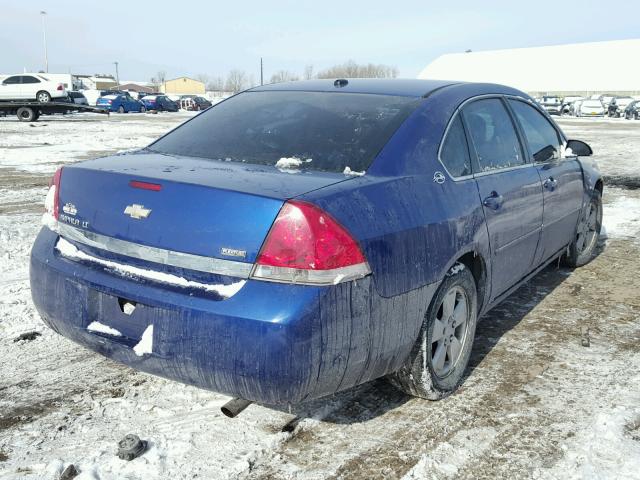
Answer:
507 99 584 264
0 75 22 100
463 97 544 299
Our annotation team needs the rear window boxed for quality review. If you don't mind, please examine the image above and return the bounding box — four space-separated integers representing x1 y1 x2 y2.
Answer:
149 91 420 173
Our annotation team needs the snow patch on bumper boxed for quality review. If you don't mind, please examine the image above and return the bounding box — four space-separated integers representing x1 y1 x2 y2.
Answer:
55 237 245 298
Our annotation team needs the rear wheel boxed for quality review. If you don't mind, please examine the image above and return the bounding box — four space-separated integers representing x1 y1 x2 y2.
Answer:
118 105 125 113
389 264 477 400
140 105 146 113
36 91 51 103
16 107 37 122
564 190 602 267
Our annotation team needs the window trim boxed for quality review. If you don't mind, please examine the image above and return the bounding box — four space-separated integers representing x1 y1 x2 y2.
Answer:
504 96 565 166
3 75 21 85
437 93 550 181
460 95 529 176
436 112 474 180
22 75 41 84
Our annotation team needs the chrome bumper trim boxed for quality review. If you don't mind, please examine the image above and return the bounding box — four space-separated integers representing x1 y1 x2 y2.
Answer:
56 222 253 278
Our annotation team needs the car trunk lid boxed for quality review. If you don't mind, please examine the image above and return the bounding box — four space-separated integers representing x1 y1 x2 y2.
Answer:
57 152 350 267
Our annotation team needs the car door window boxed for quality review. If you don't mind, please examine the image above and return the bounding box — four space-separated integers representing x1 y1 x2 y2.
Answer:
508 100 562 163
3 76 21 85
439 115 472 177
463 98 525 172
22 76 40 84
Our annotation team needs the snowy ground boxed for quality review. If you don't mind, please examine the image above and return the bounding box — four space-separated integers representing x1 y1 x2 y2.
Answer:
0 113 639 479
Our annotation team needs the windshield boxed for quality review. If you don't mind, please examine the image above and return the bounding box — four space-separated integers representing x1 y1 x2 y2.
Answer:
149 91 420 173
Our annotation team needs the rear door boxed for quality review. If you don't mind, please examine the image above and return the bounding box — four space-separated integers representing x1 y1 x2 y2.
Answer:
462 97 544 299
507 99 583 265
21 75 41 99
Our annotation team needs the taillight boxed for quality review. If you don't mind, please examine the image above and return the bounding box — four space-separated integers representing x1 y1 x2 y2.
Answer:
251 200 370 285
44 167 63 220
57 84 63 91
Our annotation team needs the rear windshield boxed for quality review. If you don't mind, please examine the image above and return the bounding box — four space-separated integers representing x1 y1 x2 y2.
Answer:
148 91 420 173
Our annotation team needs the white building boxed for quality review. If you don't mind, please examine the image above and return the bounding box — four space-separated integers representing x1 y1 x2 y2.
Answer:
419 39 640 96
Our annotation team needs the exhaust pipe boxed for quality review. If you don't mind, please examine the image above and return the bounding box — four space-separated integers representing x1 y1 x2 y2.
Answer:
221 398 252 418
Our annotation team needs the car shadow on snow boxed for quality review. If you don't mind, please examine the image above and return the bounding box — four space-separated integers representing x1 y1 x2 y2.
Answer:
276 239 606 426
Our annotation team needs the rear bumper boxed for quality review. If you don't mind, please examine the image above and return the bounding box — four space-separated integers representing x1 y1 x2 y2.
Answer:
30 227 434 404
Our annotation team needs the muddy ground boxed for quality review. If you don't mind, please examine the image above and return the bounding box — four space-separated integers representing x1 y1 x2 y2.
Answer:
0 114 638 479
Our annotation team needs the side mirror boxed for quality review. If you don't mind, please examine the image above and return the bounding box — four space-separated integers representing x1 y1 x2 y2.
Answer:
565 139 592 157
534 145 557 163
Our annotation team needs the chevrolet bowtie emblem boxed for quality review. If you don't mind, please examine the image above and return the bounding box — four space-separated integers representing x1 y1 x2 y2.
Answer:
124 204 151 219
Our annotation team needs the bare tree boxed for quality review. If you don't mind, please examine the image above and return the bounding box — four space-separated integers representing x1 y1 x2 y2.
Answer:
209 76 224 92
303 65 314 80
195 73 210 86
225 70 248 93
269 70 299 84
156 70 166 84
317 60 398 79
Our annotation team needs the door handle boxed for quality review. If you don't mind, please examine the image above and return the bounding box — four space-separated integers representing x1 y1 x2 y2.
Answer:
543 177 558 191
483 191 504 210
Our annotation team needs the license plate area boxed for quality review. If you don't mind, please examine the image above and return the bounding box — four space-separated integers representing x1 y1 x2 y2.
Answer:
86 289 149 343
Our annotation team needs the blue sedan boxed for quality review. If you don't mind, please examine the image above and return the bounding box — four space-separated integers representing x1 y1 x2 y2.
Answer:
30 79 602 408
96 94 146 113
140 95 179 112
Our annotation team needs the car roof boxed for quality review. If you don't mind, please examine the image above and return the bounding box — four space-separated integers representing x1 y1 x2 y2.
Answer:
249 78 462 98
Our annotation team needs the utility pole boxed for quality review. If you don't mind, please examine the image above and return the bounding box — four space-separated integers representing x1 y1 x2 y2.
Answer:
114 61 120 87
40 11 48 73
260 57 263 86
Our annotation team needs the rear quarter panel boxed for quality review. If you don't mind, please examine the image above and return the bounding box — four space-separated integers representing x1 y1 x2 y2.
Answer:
302 84 530 306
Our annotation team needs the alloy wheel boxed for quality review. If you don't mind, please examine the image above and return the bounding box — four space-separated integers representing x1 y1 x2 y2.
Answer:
576 201 598 255
431 286 469 378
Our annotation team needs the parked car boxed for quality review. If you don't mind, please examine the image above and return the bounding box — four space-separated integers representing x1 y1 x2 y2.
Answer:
540 96 562 115
561 96 583 115
587 94 614 112
141 95 179 112
179 97 198 111
179 96 212 111
0 74 67 102
67 91 89 106
607 96 635 118
194 96 212 110
96 94 146 113
31 79 602 407
570 99 584 116
624 100 640 120
578 99 605 117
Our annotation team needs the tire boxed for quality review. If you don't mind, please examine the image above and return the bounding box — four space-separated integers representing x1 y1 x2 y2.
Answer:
118 106 125 113
389 264 478 400
36 91 52 103
140 106 146 113
16 107 36 122
564 190 602 267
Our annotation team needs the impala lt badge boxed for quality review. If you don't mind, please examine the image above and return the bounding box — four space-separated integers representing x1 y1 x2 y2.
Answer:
124 204 151 219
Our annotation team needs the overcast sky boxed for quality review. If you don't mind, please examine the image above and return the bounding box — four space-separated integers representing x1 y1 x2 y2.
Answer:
1 0 638 83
